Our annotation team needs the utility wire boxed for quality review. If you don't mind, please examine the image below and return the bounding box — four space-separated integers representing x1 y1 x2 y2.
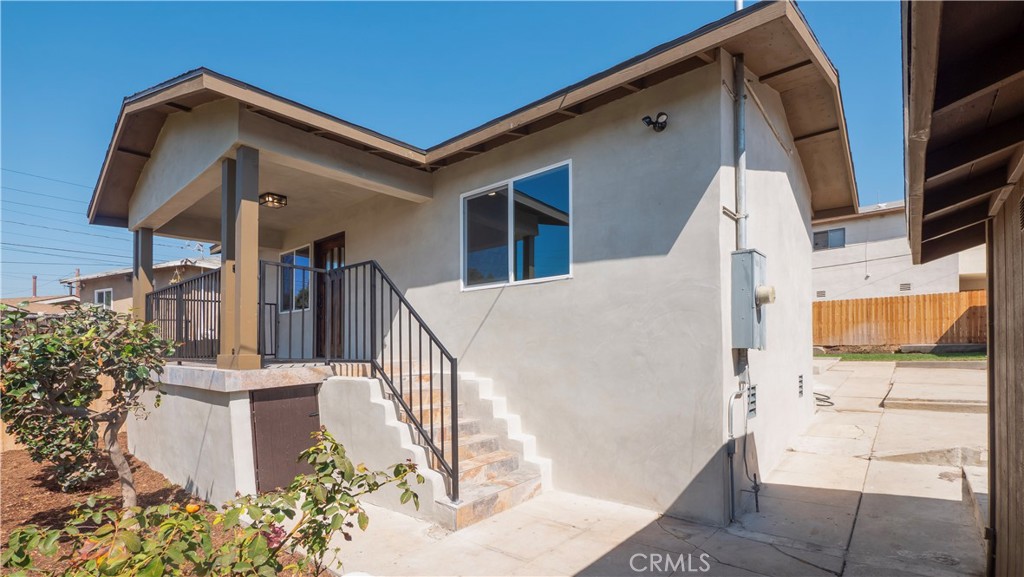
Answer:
2 199 91 215
2 261 125 266
2 207 94 227
3 232 185 260
2 242 138 260
1 220 190 249
1 186 90 203
1 168 92 189
2 248 129 265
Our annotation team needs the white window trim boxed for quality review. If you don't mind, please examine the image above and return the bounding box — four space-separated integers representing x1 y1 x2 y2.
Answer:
278 244 313 313
94 288 113 310
459 160 573 292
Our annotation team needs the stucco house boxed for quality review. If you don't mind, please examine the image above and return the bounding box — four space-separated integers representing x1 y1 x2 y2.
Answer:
0 294 80 316
85 1 858 529
59 258 219 314
812 199 985 301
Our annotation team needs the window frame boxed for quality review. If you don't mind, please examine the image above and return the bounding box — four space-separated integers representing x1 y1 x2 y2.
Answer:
812 227 846 251
278 244 312 313
94 288 113 310
459 160 573 292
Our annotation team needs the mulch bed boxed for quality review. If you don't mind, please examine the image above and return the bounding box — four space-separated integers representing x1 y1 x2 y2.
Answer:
1 435 314 575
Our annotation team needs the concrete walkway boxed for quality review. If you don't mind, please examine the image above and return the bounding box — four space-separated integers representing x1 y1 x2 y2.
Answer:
332 362 987 576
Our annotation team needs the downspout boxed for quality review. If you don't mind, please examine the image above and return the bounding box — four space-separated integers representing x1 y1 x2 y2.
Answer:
728 52 758 523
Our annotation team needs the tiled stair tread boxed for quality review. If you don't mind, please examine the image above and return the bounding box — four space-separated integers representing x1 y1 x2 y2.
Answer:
456 468 543 503
461 450 519 469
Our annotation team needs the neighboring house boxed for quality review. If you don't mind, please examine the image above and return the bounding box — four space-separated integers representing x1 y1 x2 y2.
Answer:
812 200 986 300
0 294 80 315
59 258 220 315
85 2 859 529
904 1 1024 573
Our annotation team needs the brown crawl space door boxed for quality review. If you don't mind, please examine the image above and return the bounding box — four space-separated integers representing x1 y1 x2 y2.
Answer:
250 384 321 493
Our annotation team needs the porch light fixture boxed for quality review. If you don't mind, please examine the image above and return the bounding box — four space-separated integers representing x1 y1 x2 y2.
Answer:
259 192 288 208
642 112 669 132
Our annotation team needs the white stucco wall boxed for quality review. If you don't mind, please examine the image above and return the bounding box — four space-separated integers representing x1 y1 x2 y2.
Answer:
812 211 962 300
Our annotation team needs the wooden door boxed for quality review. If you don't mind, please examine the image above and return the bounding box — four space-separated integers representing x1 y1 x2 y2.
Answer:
314 232 345 358
250 384 320 493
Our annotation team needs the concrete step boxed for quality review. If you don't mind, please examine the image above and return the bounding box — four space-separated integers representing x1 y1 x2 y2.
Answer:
424 417 480 439
458 450 520 484
440 468 543 530
963 465 990 540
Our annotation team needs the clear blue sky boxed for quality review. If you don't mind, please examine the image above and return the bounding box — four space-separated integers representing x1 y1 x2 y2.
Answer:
0 1 902 298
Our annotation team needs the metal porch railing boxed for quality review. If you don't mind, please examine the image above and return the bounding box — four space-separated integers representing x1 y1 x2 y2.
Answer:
259 259 460 501
145 268 221 360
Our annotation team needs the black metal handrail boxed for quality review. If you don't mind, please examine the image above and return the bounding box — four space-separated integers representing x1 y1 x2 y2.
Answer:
258 259 460 502
145 268 221 360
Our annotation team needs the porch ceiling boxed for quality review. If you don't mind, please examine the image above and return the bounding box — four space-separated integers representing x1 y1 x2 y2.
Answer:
904 0 1024 263
89 0 859 227
156 161 378 248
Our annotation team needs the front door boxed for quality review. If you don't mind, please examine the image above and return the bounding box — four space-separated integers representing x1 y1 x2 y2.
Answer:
314 232 345 358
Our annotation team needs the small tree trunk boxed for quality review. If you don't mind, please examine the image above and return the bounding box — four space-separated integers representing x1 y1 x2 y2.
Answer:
102 411 136 508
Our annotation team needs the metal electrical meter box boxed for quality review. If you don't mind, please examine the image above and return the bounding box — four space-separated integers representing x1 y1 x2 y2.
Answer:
732 249 768 350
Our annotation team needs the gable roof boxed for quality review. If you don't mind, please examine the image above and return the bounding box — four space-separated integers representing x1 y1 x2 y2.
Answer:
1 295 81 316
89 0 858 227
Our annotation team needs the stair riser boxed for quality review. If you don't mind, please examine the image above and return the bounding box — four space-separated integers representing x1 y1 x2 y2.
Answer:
453 477 543 529
397 405 460 425
425 437 500 468
426 420 480 439
459 454 519 484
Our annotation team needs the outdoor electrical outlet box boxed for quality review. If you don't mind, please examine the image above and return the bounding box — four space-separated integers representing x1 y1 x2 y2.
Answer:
732 249 768 350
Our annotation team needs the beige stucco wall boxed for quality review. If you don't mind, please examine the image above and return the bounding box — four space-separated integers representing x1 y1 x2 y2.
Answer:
124 58 823 526
718 56 816 506
811 211 963 300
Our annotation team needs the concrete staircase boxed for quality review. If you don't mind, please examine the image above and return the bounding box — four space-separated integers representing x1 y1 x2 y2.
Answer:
385 371 550 530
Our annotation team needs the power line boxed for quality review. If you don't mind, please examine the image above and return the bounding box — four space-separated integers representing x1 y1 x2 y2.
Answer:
1 220 201 250
3 199 90 215
2 242 134 260
3 231 187 260
2 248 129 265
2 261 124 266
1 168 92 189
2 186 90 204
3 207 92 227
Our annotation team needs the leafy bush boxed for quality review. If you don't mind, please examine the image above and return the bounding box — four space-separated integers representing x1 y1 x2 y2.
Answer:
2 429 423 576
0 303 174 501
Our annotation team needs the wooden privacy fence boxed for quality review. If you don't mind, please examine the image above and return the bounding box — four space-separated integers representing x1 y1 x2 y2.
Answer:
813 290 987 346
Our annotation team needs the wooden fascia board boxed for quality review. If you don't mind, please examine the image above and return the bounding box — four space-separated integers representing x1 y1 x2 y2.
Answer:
423 1 788 164
903 1 943 265
199 75 425 165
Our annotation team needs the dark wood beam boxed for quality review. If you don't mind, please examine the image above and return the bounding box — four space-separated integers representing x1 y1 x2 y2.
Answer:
934 35 1024 114
925 113 1024 181
163 102 192 113
922 202 991 242
920 221 986 264
759 60 813 83
116 147 151 159
794 127 839 143
923 167 1007 218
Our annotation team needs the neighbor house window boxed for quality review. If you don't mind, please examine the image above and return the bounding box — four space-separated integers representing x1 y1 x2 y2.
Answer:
813 228 846 251
280 246 311 312
94 288 113 310
462 162 571 288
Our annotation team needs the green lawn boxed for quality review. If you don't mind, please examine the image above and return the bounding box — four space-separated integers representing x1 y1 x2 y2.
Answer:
815 352 987 362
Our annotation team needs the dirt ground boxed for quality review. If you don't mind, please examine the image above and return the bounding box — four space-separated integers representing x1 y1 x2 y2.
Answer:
0 435 313 575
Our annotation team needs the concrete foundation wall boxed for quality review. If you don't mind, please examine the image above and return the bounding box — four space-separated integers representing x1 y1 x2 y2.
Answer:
127 384 253 506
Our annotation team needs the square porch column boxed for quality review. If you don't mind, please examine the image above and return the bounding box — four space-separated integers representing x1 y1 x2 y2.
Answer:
132 228 154 320
217 146 262 370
